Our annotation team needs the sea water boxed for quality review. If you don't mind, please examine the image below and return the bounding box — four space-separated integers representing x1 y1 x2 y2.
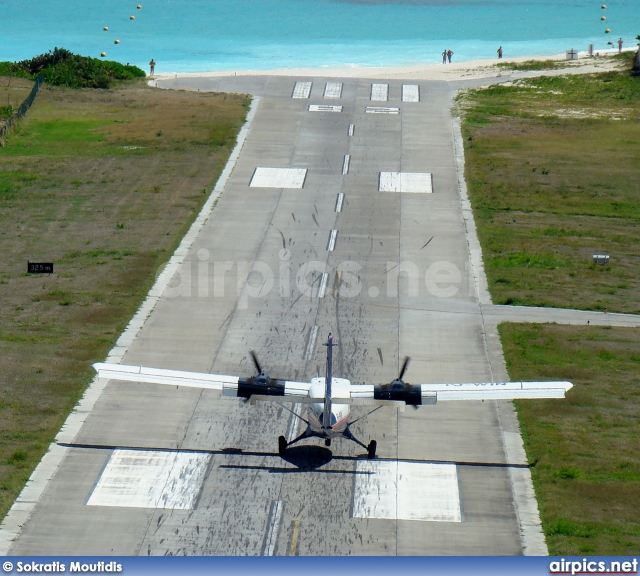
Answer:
0 0 638 72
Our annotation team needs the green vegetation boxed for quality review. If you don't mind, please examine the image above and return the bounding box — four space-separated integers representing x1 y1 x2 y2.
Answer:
500 323 640 555
459 53 640 312
0 105 13 121
496 59 566 72
462 53 640 554
0 48 145 89
0 79 249 519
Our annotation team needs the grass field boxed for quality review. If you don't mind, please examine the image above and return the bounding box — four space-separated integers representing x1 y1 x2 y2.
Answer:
0 78 249 520
458 53 640 312
501 323 640 555
459 53 640 554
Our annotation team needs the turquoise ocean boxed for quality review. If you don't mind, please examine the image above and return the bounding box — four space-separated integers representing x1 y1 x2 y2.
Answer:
1 0 638 72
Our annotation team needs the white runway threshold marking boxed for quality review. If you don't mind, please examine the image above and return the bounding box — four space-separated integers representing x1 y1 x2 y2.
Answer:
87 449 209 509
292 81 312 98
402 84 420 102
324 82 343 99
371 83 389 101
309 104 343 113
365 106 399 115
379 172 433 193
353 461 462 522
250 167 307 189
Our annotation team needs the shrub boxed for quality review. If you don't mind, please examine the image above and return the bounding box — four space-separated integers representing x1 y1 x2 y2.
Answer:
1 47 145 89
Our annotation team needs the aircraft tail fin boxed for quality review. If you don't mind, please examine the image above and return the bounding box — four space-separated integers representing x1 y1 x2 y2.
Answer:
323 333 334 431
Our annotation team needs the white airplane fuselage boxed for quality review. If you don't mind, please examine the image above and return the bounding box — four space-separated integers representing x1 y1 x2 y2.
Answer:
307 377 350 438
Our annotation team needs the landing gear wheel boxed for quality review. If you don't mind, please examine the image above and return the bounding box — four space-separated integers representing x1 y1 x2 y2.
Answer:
325 438 331 447
278 435 287 456
367 440 377 459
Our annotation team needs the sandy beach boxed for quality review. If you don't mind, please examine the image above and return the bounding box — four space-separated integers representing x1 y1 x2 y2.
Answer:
153 49 633 83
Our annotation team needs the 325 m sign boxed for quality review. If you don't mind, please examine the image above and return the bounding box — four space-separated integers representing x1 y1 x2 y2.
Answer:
27 262 54 274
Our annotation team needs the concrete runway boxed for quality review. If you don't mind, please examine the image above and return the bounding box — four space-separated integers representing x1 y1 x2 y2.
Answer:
4 76 549 555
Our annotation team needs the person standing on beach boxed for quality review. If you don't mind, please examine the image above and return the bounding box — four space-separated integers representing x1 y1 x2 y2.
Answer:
442 49 447 64
447 49 453 63
617 38 623 53
149 58 156 75
497 46 503 59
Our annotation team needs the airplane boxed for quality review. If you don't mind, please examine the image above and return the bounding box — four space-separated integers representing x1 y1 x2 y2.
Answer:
93 333 573 459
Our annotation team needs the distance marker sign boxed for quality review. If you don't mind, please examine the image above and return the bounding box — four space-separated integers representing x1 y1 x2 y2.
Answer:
27 262 54 274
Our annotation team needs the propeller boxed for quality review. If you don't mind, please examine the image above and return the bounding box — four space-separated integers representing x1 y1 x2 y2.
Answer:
236 350 286 399
250 350 263 375
397 356 410 382
374 355 421 407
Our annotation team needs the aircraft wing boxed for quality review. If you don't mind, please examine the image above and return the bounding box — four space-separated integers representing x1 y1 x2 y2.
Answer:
417 381 573 401
343 380 573 406
92 363 312 398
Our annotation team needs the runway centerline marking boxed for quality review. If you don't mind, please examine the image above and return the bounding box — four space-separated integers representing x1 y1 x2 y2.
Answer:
335 192 344 213
327 229 338 251
342 154 350 175
304 325 318 360
318 271 330 298
263 500 284 555
348 124 355 136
